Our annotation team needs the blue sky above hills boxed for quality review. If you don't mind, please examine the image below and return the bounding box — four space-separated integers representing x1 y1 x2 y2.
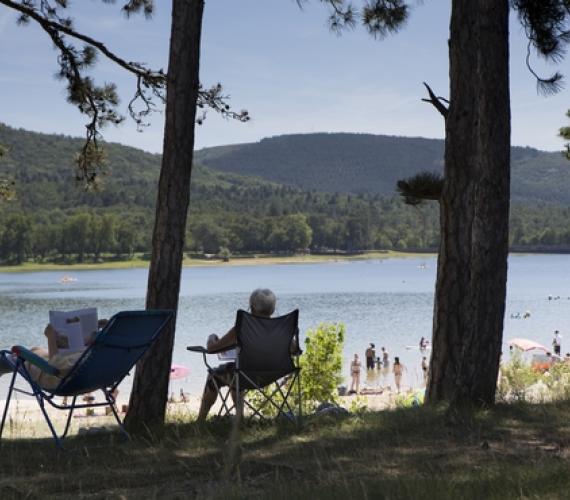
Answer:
0 1 568 153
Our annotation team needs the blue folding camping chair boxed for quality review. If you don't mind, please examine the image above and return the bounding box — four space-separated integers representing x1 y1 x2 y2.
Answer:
0 309 174 448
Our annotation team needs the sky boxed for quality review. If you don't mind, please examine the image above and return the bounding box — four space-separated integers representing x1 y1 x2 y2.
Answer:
0 0 569 154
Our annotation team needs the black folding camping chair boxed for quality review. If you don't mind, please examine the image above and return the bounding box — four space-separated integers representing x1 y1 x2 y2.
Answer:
187 309 302 422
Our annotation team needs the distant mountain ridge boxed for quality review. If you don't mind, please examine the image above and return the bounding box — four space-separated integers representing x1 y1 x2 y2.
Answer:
0 123 276 210
1 124 569 206
195 132 570 204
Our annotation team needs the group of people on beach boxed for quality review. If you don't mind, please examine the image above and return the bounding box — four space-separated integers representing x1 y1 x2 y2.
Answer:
348 347 400 394
350 342 429 395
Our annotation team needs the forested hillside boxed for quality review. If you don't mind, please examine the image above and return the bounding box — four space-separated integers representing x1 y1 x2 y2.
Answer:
196 133 570 203
0 124 569 265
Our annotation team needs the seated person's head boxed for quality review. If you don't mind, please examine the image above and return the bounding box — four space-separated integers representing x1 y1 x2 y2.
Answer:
249 288 276 317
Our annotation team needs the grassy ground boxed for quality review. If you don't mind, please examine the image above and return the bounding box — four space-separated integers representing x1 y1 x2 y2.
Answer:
2 401 570 499
0 251 434 273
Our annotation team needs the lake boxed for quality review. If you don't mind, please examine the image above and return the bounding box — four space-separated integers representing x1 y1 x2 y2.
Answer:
1 254 569 397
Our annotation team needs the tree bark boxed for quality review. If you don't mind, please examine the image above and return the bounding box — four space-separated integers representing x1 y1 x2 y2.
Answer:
124 0 204 431
427 0 510 407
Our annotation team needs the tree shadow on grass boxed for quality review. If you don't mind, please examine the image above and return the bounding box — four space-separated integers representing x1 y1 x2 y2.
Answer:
2 402 570 499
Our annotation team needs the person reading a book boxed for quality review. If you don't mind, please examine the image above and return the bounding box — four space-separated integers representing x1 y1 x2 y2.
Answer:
0 319 108 390
197 288 283 421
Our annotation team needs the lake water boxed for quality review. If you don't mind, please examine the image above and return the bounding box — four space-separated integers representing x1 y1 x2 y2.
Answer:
1 255 569 397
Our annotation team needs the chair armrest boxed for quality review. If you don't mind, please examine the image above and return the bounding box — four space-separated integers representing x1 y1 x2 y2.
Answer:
187 345 207 354
186 344 238 355
209 344 237 355
11 346 60 376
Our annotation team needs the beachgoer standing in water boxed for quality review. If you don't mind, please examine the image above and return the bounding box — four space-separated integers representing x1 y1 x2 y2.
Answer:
393 356 405 394
365 343 376 370
553 330 562 356
381 347 389 367
350 354 361 394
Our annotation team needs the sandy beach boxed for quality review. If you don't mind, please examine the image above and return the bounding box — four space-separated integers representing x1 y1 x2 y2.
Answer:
0 251 434 273
0 388 406 440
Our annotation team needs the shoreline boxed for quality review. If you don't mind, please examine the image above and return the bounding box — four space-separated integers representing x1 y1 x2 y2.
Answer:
0 250 558 274
0 251 437 273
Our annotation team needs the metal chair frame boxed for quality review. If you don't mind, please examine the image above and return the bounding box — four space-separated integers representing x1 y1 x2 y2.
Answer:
0 309 174 448
188 310 302 423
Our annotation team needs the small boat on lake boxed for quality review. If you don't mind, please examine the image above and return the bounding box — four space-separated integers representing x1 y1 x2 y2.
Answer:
59 275 77 284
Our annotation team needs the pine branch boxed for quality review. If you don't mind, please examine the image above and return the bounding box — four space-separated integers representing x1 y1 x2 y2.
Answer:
0 0 250 187
0 0 165 84
525 42 564 96
313 1 408 36
362 0 408 39
322 0 356 33
396 171 443 206
421 81 448 118
511 0 570 95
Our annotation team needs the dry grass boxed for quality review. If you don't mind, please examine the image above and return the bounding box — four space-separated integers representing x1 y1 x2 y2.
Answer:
2 401 570 499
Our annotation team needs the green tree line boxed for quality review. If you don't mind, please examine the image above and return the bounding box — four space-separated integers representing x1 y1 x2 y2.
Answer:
1 182 569 265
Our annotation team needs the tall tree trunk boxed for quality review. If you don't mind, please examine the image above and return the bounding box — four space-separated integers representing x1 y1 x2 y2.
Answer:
427 0 510 407
124 0 204 431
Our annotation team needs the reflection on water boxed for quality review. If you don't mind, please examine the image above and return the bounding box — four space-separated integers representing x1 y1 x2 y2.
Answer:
1 255 570 396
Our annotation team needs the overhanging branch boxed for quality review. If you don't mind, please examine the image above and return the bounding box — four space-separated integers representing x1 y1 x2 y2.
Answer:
396 171 443 206
0 0 249 187
421 81 448 119
0 0 165 85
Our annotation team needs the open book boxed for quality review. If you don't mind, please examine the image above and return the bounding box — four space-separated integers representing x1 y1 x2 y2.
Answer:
49 308 98 353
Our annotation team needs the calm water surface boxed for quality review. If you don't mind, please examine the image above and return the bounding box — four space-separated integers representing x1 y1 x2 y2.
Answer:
1 255 569 396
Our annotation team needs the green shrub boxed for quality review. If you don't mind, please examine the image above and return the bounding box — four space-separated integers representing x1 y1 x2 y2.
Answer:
543 362 570 399
218 246 231 262
497 352 541 402
300 322 345 408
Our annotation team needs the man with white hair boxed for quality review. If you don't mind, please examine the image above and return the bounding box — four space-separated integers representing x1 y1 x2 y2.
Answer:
197 288 277 421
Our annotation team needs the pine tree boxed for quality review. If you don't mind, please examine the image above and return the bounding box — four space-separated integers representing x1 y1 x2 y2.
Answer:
1 0 248 428
314 0 570 407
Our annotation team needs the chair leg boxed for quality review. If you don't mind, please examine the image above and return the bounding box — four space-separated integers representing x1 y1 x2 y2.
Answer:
240 375 291 421
297 369 303 427
240 372 301 424
273 379 298 422
34 390 63 449
217 386 234 416
104 390 129 441
235 374 242 424
246 385 279 419
61 396 77 439
0 367 18 441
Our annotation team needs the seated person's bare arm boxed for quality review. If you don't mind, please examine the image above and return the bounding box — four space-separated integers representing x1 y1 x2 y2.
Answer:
206 326 237 353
